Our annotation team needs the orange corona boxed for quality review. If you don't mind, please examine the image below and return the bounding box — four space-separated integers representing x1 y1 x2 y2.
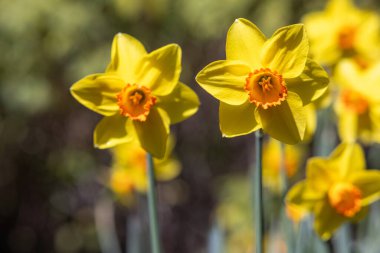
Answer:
338 26 356 51
116 84 157 121
328 182 362 217
341 89 368 115
245 68 287 109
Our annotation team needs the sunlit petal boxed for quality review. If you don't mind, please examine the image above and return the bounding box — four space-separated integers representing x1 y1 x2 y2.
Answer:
219 101 260 137
70 73 125 116
133 108 170 159
106 33 147 82
196 60 251 105
135 44 181 96
157 82 200 124
261 24 308 79
226 18 266 68
94 115 134 149
257 92 306 144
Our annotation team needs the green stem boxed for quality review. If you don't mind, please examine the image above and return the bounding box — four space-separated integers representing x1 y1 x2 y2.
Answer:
146 153 162 253
280 142 288 197
253 130 264 253
327 239 334 253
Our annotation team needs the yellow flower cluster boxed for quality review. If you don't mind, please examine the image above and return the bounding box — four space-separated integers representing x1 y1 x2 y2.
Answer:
284 0 380 240
69 1 380 243
303 0 380 143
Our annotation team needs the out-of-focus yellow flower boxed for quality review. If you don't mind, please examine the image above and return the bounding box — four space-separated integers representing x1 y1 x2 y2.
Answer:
303 0 380 66
196 18 329 144
285 203 308 224
286 143 380 240
334 59 380 143
71 33 199 158
263 138 303 193
109 138 181 203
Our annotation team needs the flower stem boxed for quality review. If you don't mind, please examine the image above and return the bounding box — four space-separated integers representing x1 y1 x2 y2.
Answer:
146 153 162 253
280 142 288 197
253 130 264 253
327 238 334 253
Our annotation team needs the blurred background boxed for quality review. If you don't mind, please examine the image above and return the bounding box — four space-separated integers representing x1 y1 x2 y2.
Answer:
1 0 380 252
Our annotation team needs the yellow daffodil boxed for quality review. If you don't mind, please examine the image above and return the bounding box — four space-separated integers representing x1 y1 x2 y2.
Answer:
196 18 329 144
303 0 380 66
263 138 303 193
334 59 380 143
285 203 308 224
71 33 199 158
109 137 180 202
286 143 380 240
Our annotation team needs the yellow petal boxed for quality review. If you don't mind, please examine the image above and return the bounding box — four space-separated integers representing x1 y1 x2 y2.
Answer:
313 198 368 240
286 58 329 106
135 44 181 96
355 61 380 101
154 158 181 181
70 73 125 116
257 92 306 144
313 200 347 240
350 171 380 206
226 18 266 68
328 143 365 178
356 13 380 60
370 104 380 142
133 108 170 159
285 181 323 211
157 82 200 124
219 101 260 137
106 33 147 83
334 59 361 90
306 157 337 192
302 13 340 66
111 139 143 166
261 24 309 79
335 100 358 142
196 60 251 105
326 0 356 14
94 115 134 149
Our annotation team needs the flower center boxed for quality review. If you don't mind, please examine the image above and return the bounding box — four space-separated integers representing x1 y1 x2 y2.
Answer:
328 182 362 217
116 84 157 121
338 26 356 51
341 89 368 115
245 68 287 109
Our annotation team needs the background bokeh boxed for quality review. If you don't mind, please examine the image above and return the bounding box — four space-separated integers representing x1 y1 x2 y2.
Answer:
1 0 380 252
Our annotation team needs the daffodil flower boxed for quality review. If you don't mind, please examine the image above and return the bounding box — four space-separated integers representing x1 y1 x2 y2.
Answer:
109 137 180 201
196 18 329 144
71 33 199 158
286 143 380 240
334 59 380 143
262 138 303 193
303 0 380 66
